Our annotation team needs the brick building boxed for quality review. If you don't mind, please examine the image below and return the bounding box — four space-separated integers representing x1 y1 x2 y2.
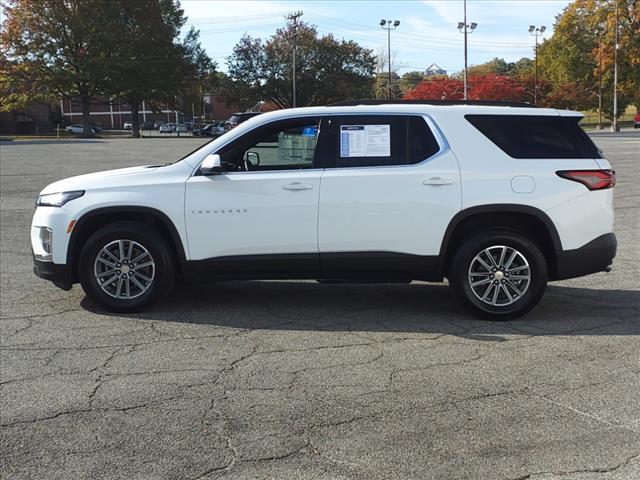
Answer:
0 103 59 135
59 95 240 130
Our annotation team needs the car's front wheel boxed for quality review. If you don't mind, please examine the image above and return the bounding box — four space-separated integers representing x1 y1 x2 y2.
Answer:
78 222 175 312
449 229 547 320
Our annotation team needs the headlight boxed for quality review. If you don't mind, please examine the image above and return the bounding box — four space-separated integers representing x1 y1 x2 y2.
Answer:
36 190 84 207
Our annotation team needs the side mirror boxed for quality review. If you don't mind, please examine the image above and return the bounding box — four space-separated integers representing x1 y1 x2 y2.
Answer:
246 151 260 166
200 154 224 175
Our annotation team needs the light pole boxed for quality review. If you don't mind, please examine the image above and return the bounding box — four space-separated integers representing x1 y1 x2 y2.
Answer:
528 25 546 105
380 19 400 99
457 0 477 100
612 0 619 132
287 11 303 108
596 23 605 130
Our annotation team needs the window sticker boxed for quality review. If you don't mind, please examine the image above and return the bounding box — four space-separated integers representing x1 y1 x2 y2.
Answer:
340 124 391 157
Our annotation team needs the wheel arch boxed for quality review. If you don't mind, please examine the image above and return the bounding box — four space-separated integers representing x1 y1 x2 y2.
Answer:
439 204 562 279
67 206 186 282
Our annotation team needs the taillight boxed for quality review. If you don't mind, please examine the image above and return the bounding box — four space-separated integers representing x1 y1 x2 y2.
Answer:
556 170 616 190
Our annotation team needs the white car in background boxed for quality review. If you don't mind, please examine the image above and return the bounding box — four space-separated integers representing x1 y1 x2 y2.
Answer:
65 124 97 134
159 123 175 133
32 101 616 319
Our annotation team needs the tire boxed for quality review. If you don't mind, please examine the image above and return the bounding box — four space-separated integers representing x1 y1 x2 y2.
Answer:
448 228 547 320
78 221 175 312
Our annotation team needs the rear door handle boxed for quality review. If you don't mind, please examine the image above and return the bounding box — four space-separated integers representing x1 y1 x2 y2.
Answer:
423 177 454 186
283 182 313 191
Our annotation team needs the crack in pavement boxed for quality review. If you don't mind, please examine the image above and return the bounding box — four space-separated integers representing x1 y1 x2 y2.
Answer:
507 452 640 479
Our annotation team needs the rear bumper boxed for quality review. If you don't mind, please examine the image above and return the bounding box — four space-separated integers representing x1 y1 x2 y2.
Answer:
33 258 73 290
554 233 616 280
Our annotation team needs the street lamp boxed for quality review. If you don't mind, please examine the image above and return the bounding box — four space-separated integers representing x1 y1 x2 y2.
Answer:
380 19 400 99
457 0 477 100
529 25 546 105
612 0 619 132
595 23 605 129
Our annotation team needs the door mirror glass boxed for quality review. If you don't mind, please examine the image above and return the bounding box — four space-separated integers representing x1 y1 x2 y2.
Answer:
246 151 260 166
200 154 223 175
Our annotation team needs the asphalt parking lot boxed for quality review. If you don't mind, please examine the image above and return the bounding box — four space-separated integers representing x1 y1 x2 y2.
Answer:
1 132 638 480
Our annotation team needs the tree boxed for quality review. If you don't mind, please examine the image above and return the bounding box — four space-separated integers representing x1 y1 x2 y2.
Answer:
404 78 464 100
227 21 375 108
374 72 402 100
469 74 526 101
2 0 119 134
0 53 51 112
467 57 511 76
373 46 403 99
73 1 215 137
400 71 426 94
538 0 639 119
106 0 215 137
404 74 526 102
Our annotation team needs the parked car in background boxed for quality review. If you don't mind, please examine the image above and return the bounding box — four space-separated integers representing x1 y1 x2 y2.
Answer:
634 112 640 129
123 122 132 130
32 101 616 318
184 122 194 131
153 121 163 129
159 123 175 133
176 124 188 133
212 121 225 134
65 124 97 134
225 112 262 131
193 122 225 137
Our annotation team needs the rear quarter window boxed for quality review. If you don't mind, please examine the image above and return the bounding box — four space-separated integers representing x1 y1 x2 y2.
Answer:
465 114 602 159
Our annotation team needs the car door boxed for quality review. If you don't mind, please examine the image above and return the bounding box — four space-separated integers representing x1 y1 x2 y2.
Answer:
185 116 324 277
317 114 461 279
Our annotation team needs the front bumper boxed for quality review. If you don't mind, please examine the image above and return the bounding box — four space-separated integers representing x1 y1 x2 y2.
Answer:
33 257 73 290
554 233 617 280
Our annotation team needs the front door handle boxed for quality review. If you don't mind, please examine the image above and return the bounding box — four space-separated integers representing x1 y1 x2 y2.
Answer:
423 177 454 186
283 182 313 191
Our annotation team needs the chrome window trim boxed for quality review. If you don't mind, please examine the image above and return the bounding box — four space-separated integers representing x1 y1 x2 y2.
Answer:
189 112 451 176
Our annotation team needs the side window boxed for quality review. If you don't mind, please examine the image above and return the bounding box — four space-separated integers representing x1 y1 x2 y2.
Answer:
408 116 440 164
465 115 602 159
317 115 440 168
218 118 321 171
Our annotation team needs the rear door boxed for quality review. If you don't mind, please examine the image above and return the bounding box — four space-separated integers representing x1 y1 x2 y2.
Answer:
317 114 461 279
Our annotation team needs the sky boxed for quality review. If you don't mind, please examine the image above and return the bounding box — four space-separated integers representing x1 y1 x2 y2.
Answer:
182 0 573 76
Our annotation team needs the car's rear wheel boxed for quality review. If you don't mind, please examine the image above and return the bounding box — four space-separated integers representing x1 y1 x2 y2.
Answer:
449 229 547 320
78 222 175 312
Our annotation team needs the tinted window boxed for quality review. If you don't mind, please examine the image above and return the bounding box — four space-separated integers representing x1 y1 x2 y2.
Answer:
319 115 440 168
465 115 601 159
408 116 440 164
218 117 321 171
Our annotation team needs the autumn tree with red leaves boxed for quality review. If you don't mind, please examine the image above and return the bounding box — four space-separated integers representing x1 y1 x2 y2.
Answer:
404 74 527 102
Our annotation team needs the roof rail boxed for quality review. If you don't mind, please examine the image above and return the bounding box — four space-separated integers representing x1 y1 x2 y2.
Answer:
329 99 538 108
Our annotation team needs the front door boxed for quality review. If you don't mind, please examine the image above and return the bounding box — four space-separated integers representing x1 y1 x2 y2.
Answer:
185 117 324 276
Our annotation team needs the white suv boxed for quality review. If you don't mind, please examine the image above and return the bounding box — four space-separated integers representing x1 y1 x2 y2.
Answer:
32 101 616 319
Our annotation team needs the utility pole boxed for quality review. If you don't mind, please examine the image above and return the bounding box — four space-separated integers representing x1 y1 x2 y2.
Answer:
287 11 303 108
202 95 206 123
380 19 400 99
597 24 605 129
612 0 619 132
528 25 546 105
457 0 477 100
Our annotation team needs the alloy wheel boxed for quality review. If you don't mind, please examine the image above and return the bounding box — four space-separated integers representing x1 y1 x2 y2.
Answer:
467 245 531 307
93 239 155 299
